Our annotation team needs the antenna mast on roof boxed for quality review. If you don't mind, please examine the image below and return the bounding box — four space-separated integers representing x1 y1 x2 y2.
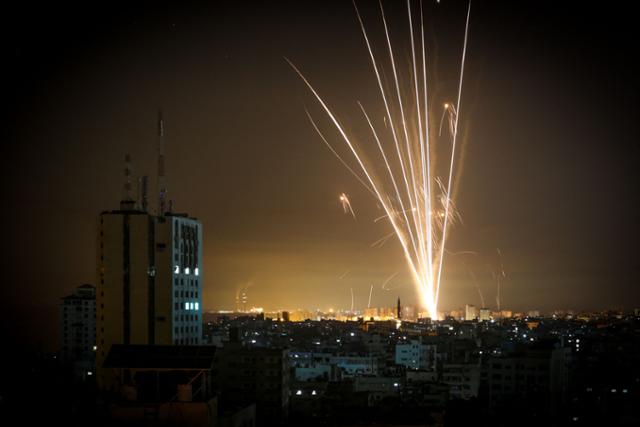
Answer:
158 110 167 216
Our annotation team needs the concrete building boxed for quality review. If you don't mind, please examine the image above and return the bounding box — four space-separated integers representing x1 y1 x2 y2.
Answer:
59 284 96 380
353 376 401 406
102 344 227 427
486 347 570 413
442 363 481 399
331 355 381 377
479 308 491 321
291 352 341 382
97 114 203 390
395 339 437 370
465 304 479 321
213 341 290 426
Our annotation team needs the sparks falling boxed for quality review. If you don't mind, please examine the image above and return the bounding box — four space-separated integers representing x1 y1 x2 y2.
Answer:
289 0 472 320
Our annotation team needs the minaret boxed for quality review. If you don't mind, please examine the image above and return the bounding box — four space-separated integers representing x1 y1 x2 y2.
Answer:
158 110 167 216
397 297 402 320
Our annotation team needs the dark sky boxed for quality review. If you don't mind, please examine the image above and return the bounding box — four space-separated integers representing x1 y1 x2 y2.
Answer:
3 0 638 350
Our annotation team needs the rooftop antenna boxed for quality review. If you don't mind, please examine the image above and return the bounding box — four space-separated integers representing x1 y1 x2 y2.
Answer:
120 153 135 210
158 110 167 216
140 175 149 212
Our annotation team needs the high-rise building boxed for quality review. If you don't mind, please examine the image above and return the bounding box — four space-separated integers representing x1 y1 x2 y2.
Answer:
96 112 203 389
59 284 96 380
479 307 491 321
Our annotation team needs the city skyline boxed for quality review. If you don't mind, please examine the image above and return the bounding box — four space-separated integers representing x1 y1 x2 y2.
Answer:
3 0 639 352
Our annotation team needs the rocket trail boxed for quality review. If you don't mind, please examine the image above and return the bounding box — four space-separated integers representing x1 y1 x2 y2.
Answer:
381 271 400 291
496 248 506 311
367 284 374 308
370 231 395 248
350 287 355 313
339 193 356 219
462 261 485 308
289 0 473 320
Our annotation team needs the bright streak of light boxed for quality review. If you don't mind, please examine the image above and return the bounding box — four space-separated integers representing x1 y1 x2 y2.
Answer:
339 192 356 219
288 1 472 320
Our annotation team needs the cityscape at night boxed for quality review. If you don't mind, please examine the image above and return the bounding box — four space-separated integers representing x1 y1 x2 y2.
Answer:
2 1 639 426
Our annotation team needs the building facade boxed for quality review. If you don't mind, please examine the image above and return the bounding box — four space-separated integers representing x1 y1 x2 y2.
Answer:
59 284 96 380
214 342 290 425
97 206 203 388
395 339 437 370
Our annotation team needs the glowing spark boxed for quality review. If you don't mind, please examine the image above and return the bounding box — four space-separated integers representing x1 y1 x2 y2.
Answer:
339 192 356 219
289 1 473 320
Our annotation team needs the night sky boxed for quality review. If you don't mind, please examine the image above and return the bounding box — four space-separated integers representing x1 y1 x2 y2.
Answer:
3 0 638 350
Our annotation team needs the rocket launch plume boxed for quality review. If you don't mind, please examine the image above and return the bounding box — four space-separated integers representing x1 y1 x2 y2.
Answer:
289 0 472 320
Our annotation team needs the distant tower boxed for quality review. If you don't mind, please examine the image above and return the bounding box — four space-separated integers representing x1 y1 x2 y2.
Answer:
158 110 167 216
397 297 402 319
236 287 248 312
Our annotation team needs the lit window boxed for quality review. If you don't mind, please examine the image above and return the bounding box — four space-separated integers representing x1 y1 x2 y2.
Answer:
195 268 199 276
195 302 199 311
311 390 317 395
87 371 93 376
185 302 189 310
296 390 302 395
92 345 97 351
174 266 180 274
185 267 190 275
